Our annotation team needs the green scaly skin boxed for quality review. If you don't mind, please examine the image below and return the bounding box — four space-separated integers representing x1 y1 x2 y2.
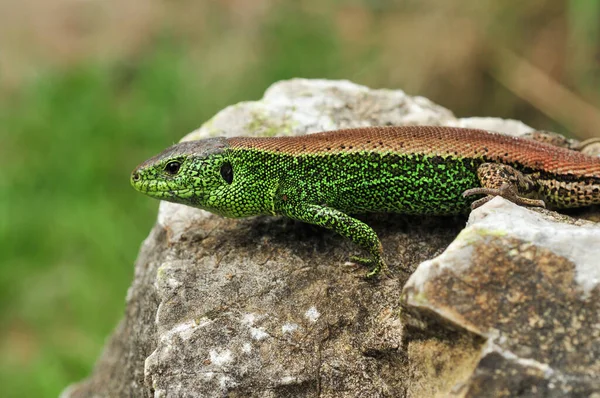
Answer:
131 126 600 277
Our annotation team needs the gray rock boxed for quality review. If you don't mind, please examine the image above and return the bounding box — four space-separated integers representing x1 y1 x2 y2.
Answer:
402 198 600 397
63 79 600 397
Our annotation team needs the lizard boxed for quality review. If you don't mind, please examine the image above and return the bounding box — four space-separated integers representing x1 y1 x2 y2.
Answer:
130 126 600 277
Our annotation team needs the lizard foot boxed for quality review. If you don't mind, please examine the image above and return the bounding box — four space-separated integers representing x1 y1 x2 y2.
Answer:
463 183 546 210
350 255 392 279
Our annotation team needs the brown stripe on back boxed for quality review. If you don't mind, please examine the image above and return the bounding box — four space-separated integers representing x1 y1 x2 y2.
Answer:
227 126 600 177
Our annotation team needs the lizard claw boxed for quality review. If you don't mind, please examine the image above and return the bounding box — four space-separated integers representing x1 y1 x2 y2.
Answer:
350 256 391 279
463 184 546 209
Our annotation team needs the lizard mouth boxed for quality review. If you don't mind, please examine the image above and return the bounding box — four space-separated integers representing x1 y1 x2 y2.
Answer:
138 187 193 201
130 173 192 199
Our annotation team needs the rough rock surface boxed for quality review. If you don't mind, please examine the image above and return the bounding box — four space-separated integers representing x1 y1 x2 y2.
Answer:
62 79 600 397
402 198 600 397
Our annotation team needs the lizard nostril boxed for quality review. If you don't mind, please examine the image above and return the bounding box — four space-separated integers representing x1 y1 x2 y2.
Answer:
132 172 140 182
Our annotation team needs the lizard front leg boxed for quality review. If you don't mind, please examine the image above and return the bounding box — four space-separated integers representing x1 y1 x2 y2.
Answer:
277 201 387 278
462 163 546 209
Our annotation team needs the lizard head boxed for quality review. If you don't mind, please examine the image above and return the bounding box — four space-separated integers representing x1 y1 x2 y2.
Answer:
130 137 233 209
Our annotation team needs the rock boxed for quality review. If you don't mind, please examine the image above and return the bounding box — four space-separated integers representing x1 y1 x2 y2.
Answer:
402 198 600 397
62 79 600 397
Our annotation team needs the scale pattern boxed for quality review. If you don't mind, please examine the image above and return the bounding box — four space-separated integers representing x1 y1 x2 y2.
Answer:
229 126 600 177
228 126 600 209
227 149 481 215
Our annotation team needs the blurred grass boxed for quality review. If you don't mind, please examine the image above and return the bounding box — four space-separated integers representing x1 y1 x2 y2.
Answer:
0 0 599 396
0 38 269 396
0 7 357 396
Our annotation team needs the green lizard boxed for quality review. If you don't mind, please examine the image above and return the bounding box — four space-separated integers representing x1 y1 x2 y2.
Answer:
131 126 600 277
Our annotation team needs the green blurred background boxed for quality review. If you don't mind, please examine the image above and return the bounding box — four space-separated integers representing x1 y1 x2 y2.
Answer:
0 0 599 396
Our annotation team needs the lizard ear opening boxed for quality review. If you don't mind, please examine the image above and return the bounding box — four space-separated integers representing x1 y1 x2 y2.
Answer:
220 162 233 184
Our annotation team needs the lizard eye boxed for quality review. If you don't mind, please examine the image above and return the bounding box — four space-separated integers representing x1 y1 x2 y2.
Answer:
164 161 181 175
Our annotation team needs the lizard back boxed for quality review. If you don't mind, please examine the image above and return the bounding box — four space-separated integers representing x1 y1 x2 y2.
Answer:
228 126 600 177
